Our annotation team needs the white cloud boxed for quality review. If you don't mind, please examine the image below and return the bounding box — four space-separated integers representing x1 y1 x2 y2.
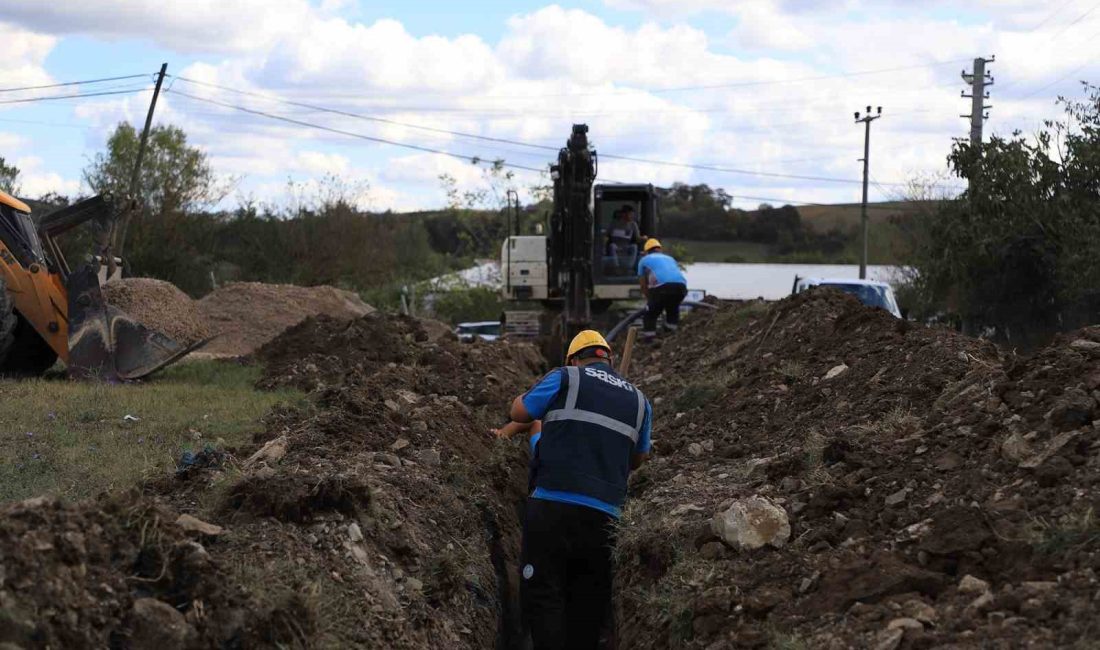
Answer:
0 21 55 91
12 155 80 198
6 2 1097 210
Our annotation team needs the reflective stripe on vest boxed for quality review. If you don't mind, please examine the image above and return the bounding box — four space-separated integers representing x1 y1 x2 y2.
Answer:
542 366 645 444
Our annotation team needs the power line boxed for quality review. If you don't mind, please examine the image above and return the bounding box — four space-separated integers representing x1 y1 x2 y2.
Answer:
1028 0 1078 31
170 77 930 187
168 89 550 175
0 87 151 106
1047 1 1100 40
0 73 151 94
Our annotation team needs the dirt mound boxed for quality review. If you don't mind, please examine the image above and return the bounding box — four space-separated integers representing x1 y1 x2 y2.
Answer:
197 282 373 356
103 278 212 345
1 306 545 648
614 290 1100 648
0 493 302 648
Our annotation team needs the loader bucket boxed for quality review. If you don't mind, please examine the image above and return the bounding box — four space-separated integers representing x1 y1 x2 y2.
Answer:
66 265 200 381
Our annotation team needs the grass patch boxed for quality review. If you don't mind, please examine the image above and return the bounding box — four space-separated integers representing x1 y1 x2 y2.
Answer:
1033 508 1100 556
0 359 303 503
672 380 725 413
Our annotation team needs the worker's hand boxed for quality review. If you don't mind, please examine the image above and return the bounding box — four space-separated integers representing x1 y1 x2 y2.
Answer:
490 428 510 439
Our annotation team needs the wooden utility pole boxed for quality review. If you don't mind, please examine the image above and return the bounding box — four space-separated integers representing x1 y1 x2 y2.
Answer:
854 105 882 280
961 56 994 147
114 63 167 265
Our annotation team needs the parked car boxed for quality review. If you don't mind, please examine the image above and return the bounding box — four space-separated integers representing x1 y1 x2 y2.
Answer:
455 321 502 342
792 276 902 318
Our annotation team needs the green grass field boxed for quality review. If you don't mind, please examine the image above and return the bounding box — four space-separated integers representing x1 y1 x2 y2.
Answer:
0 360 303 503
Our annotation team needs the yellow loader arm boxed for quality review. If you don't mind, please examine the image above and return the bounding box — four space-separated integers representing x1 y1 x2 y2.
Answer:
0 191 199 380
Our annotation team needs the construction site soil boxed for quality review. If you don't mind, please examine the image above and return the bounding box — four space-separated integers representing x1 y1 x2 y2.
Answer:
4 289 1098 649
197 282 374 357
103 278 213 346
0 311 543 648
615 291 1100 649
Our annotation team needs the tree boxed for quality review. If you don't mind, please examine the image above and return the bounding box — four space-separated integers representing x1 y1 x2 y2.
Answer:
0 157 19 195
83 123 221 214
906 83 1100 347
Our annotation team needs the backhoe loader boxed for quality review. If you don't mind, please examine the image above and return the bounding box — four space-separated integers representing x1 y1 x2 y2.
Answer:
0 189 198 380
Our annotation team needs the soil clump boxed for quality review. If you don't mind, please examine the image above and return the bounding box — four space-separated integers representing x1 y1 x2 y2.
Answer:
615 290 1100 648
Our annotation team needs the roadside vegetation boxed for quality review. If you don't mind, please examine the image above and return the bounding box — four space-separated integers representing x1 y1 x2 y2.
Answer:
0 360 303 502
903 82 1100 347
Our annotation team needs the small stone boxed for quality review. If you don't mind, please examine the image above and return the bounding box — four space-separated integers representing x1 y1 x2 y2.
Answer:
175 514 223 537
395 389 421 404
687 443 704 456
411 420 429 432
244 436 287 468
903 599 937 625
933 451 963 471
347 523 364 542
377 453 401 467
884 488 908 507
130 598 194 650
1070 339 1100 351
958 574 990 594
874 628 904 650
417 449 441 467
384 399 401 412
966 591 995 613
711 496 791 550
1000 432 1032 464
391 438 411 451
887 617 923 631
405 577 424 592
253 465 276 480
824 364 849 380
670 503 705 516
348 544 369 565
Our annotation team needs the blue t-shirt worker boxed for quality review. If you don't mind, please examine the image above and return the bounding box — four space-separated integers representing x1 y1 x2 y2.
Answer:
636 238 688 339
507 329 652 650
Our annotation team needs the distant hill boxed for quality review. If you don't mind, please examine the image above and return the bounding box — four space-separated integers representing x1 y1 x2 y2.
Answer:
794 200 943 233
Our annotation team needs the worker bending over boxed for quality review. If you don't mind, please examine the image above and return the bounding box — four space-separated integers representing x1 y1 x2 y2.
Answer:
508 330 652 650
637 238 688 340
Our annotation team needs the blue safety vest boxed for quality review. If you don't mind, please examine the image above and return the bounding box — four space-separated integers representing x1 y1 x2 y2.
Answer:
532 364 648 507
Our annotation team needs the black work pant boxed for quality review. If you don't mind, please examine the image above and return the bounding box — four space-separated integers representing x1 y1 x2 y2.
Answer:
643 282 688 334
520 497 616 650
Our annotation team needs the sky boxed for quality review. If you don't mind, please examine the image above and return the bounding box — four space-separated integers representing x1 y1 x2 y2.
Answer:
0 0 1097 211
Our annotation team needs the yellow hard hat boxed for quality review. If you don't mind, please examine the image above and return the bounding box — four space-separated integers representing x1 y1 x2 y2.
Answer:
566 329 611 361
643 238 662 252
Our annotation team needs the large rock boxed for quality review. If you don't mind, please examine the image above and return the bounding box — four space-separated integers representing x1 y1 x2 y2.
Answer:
711 496 791 550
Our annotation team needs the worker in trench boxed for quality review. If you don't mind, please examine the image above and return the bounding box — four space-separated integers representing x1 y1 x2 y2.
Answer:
496 330 652 650
637 238 689 341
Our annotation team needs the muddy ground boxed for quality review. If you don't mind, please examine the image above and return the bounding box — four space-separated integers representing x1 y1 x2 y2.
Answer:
615 291 1100 648
0 312 543 648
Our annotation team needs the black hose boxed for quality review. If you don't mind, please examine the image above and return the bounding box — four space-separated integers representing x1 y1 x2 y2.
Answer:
606 300 717 342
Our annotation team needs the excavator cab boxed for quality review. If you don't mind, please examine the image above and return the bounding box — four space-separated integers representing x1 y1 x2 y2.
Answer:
593 184 659 286
0 190 197 380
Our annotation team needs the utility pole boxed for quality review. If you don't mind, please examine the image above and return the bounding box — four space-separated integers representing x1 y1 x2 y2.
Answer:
961 56 994 147
854 105 882 280
113 62 168 268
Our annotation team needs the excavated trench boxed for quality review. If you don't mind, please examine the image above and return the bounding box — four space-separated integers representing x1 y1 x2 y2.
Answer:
6 292 1098 648
0 311 540 649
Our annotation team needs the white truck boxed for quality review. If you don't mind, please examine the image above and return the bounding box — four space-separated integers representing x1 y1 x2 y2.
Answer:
792 276 902 318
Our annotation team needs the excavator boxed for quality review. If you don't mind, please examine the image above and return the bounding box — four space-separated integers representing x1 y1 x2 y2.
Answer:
0 190 197 380
500 124 662 361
